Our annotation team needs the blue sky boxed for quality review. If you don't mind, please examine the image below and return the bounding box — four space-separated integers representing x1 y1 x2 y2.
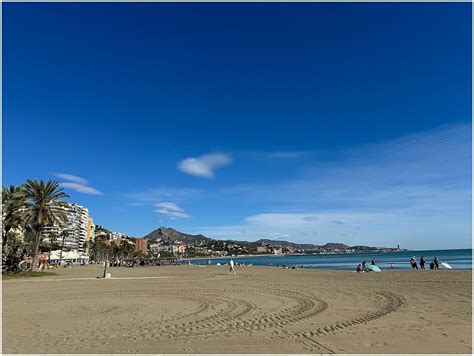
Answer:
4 3 471 249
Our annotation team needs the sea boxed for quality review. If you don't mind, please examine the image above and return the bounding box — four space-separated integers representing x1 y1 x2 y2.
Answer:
191 249 472 270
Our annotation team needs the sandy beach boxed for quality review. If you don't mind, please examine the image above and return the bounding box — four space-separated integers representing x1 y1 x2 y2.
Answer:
2 265 471 354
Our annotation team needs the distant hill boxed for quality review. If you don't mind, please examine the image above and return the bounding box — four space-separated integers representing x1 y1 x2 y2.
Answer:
255 240 349 250
321 242 349 250
143 227 211 245
255 239 320 250
142 227 397 252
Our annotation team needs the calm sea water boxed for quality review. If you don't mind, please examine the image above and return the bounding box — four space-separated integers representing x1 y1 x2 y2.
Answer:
191 249 472 270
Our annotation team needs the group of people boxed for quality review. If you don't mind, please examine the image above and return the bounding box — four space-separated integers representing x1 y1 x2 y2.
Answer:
355 256 443 272
410 255 440 270
356 258 377 272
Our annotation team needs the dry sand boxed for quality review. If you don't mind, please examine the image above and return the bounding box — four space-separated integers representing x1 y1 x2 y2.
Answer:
2 265 472 354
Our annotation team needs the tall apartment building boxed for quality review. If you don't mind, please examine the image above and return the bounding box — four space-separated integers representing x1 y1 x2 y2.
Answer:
85 217 96 254
43 203 94 253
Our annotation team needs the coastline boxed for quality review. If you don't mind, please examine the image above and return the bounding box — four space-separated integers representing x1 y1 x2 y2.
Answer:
184 248 472 261
183 248 472 270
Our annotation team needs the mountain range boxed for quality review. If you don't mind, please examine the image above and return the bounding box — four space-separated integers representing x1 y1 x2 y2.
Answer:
142 227 396 251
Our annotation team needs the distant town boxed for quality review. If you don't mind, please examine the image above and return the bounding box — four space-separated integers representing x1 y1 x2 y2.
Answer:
15 201 404 266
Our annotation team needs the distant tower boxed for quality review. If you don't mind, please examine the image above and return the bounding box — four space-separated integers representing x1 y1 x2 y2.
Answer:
397 244 400 251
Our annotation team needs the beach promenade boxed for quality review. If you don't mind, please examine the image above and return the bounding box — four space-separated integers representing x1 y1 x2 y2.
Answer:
3 265 471 354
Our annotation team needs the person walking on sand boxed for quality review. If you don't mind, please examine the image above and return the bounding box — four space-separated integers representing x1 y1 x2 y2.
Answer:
229 259 236 275
433 256 440 270
371 259 376 266
420 256 426 270
362 260 366 271
410 256 418 270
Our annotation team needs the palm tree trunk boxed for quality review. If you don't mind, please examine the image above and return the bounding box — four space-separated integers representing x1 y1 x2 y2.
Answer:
59 234 66 266
31 229 41 271
48 239 53 263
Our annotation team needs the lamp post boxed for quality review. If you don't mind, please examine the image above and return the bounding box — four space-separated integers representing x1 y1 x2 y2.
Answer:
102 252 109 278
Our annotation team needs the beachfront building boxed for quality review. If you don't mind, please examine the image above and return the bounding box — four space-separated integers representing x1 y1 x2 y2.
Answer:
157 245 178 255
150 243 179 255
85 217 95 254
135 238 148 254
149 243 160 253
273 248 283 255
43 203 94 253
48 250 89 265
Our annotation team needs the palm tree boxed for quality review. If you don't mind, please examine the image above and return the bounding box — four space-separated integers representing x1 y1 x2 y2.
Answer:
2 185 26 248
58 229 69 266
47 232 58 263
89 235 108 262
21 180 69 271
119 240 134 265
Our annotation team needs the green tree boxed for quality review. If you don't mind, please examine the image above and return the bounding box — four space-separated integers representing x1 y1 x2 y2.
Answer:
21 180 69 271
2 231 28 273
2 185 26 248
119 240 135 264
89 235 111 263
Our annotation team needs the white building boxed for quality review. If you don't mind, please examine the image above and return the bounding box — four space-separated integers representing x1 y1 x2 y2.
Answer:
273 248 283 255
43 203 94 253
48 250 89 265
110 231 124 240
148 243 179 255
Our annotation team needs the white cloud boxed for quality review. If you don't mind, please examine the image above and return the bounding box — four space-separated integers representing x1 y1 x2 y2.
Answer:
154 202 190 219
245 212 385 229
178 153 232 178
56 174 103 195
268 233 290 239
55 173 88 185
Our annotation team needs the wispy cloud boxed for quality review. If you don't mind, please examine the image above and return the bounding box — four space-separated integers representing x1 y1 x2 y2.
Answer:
154 202 190 219
178 153 232 178
55 173 103 195
268 233 290 239
302 216 319 222
54 173 88 185
126 188 202 204
268 151 307 159
60 182 103 195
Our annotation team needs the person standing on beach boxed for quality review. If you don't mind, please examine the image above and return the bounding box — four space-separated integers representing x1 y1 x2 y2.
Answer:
229 259 236 274
420 256 426 270
362 261 366 271
410 256 418 270
371 259 376 266
433 256 440 269
39 255 47 272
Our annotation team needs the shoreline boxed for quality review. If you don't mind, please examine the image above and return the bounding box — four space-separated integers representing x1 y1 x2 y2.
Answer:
183 247 471 261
